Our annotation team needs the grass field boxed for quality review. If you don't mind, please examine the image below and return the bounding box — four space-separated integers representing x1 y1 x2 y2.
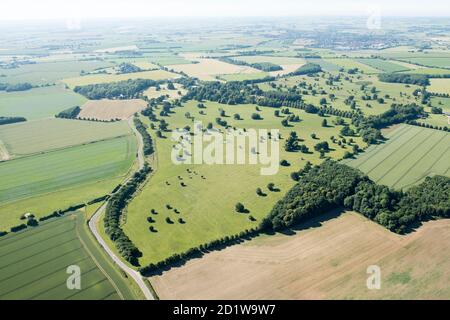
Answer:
0 86 87 120
0 212 137 300
344 125 450 189
400 57 450 69
0 118 131 157
62 70 180 88
123 100 365 265
144 83 186 100
325 58 380 74
233 56 306 65
78 99 147 121
305 58 341 72
0 135 136 229
218 72 270 82
356 58 410 72
150 211 450 299
170 58 259 81
428 78 450 95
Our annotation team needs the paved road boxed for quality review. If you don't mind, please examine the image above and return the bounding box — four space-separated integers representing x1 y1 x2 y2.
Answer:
88 117 155 300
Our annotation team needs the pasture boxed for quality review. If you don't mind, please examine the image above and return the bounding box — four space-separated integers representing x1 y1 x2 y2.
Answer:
0 212 136 300
356 58 410 72
218 72 269 82
0 118 131 157
150 211 450 299
170 58 259 81
123 100 366 265
325 58 380 74
0 135 136 229
0 86 87 120
233 55 306 65
344 125 450 189
78 99 147 121
62 70 180 88
428 78 450 95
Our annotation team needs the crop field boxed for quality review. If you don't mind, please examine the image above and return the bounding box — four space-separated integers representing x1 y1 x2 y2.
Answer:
0 86 87 120
78 99 147 121
344 125 450 189
218 72 270 82
0 212 136 300
0 60 114 86
233 55 306 65
62 70 180 88
324 58 380 74
356 58 410 72
305 58 341 72
151 211 450 300
404 67 450 75
399 57 450 69
123 100 366 265
429 78 450 94
170 58 259 81
0 118 131 157
0 135 136 229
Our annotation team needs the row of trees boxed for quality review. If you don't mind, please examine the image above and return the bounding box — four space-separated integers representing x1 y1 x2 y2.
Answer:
261 160 449 234
55 106 81 119
0 116 26 125
378 73 430 86
133 117 155 156
104 164 152 266
0 82 33 92
219 57 282 72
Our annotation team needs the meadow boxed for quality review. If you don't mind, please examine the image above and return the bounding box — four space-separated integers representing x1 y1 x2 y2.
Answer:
344 124 450 189
356 58 410 72
0 118 131 157
324 58 380 74
0 212 136 300
151 211 450 299
62 70 180 88
123 100 366 265
428 78 450 94
0 86 87 120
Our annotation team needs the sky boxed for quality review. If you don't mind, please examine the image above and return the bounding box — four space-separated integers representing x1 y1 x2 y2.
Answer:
1 0 449 20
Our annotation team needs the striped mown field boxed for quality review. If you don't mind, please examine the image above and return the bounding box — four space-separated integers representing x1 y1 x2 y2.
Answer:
0 212 136 300
344 124 450 189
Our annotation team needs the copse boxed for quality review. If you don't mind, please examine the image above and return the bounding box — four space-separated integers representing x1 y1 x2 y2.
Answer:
74 79 160 99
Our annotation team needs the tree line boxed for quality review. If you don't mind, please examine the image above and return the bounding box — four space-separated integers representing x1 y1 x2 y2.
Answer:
55 106 81 119
0 116 26 125
74 79 161 100
133 117 155 156
0 82 33 92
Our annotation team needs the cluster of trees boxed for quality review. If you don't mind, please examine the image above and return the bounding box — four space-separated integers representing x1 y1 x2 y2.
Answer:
183 81 260 105
74 79 160 99
256 91 302 108
0 116 26 125
133 118 155 156
261 160 449 234
104 164 152 266
0 82 33 92
378 73 430 86
139 227 260 276
219 57 282 72
287 63 322 76
55 106 81 119
116 62 142 74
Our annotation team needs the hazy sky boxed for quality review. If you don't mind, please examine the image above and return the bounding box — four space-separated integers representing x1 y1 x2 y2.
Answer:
1 0 450 20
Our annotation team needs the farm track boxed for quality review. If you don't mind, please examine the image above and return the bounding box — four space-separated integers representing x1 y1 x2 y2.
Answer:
88 117 155 300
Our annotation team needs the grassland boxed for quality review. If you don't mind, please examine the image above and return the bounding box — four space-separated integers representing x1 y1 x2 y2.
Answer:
150 211 450 300
399 57 450 69
62 70 180 88
0 212 137 300
123 100 366 265
324 58 380 74
0 86 87 120
78 99 147 121
429 78 450 95
0 135 136 229
0 118 131 157
356 58 410 72
344 124 450 190
218 72 270 82
144 83 186 100
233 56 306 65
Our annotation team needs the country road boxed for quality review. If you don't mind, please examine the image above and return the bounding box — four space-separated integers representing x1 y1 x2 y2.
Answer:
88 117 154 300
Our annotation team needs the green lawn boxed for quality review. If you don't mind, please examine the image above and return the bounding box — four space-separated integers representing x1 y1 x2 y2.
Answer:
0 86 86 120
343 125 450 190
124 100 366 265
0 212 137 300
0 118 131 157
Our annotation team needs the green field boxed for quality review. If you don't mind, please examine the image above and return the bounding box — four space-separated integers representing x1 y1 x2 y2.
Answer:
218 72 269 82
429 78 450 95
62 70 180 88
123 100 366 265
0 135 136 229
0 212 137 300
0 118 131 157
0 86 87 120
233 55 306 65
344 125 450 189
400 57 450 69
357 58 410 72
325 58 380 74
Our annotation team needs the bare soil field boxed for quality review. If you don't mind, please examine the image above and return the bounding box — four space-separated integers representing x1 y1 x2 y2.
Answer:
170 58 259 81
78 99 147 121
150 211 450 300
